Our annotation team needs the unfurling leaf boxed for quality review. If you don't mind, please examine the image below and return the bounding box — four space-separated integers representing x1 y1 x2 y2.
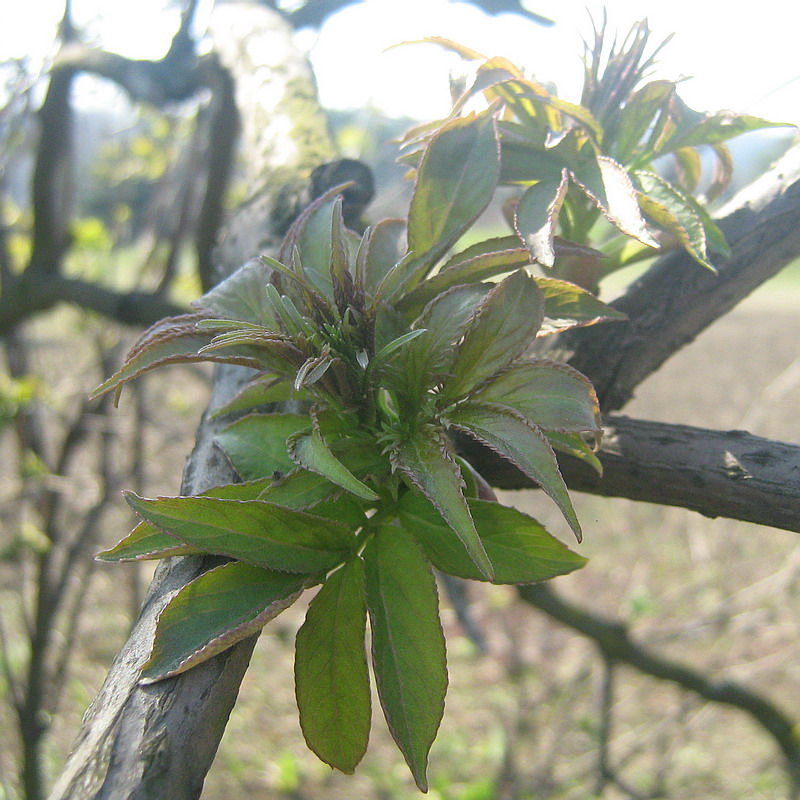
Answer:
295 557 371 773
399 493 586 583
141 562 307 682
443 402 582 541
391 431 493 581
364 523 447 792
288 428 379 502
125 494 352 574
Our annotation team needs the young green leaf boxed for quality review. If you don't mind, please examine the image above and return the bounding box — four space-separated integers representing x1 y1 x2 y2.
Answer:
571 155 659 249
534 276 627 335
514 170 569 267
141 562 307 682
193 259 282 329
356 218 408 296
295 557 371 773
443 402 582 541
391 430 493 580
210 376 298 419
216 413 311 481
393 283 488 412
547 432 603 475
634 170 715 270
612 79 675 164
125 494 353 574
398 493 587 583
470 360 600 435
364 523 448 792
279 183 350 301
287 428 379 502
257 467 341 509
664 110 790 152
443 270 544 401
90 315 257 402
407 108 500 280
98 478 276 562
97 524 202 562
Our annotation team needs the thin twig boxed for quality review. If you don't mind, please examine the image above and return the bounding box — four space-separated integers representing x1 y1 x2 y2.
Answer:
518 583 800 796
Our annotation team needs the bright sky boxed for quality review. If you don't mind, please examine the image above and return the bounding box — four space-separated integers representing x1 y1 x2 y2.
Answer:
6 0 800 126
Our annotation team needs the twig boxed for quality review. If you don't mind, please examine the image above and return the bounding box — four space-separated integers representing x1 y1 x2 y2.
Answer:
0 614 24 713
518 583 800 796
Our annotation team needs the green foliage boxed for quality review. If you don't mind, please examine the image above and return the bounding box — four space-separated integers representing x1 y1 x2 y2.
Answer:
92 21 771 789
404 23 786 290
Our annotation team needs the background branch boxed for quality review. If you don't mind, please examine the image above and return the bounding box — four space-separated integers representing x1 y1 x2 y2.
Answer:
517 583 800 797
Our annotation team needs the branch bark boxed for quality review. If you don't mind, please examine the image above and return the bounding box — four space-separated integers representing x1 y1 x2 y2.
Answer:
462 415 800 533
567 141 800 412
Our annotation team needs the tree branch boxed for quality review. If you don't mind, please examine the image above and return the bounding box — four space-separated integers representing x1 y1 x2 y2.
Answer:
517 583 800 796
49 5 338 798
567 142 800 412
0 272 184 334
462 415 800 533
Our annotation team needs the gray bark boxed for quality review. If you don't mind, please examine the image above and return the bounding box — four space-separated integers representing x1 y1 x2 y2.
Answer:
462 415 800 532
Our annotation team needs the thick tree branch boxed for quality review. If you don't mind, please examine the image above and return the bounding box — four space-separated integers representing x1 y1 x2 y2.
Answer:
567 142 800 412
517 583 800 795
463 415 800 533
49 5 338 798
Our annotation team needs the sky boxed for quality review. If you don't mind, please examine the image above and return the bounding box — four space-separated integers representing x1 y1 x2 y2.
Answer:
5 0 800 126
